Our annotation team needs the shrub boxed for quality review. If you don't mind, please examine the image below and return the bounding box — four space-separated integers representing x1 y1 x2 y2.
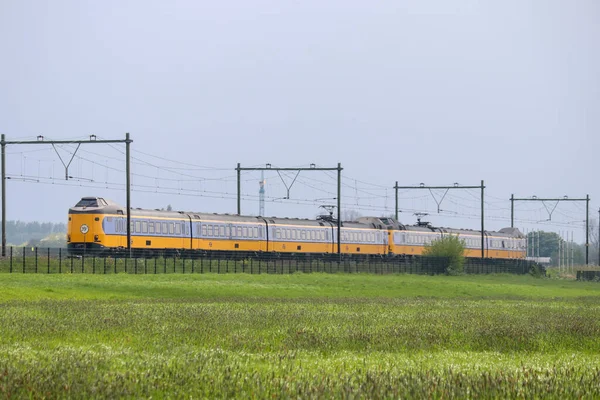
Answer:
423 235 466 274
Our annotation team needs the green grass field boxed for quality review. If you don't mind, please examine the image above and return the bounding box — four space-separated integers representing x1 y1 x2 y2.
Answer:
1 273 599 398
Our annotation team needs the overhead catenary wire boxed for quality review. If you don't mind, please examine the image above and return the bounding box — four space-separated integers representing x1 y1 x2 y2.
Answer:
5 140 596 244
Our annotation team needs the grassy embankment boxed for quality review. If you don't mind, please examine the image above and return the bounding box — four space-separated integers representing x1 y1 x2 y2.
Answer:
1 273 600 398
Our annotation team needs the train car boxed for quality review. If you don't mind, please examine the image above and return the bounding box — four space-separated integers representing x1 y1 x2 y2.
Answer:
68 197 191 255
377 217 526 259
67 196 525 259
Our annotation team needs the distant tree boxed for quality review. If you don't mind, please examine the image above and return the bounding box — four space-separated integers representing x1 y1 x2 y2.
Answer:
423 235 466 274
166 204 173 211
526 231 586 266
2 220 66 246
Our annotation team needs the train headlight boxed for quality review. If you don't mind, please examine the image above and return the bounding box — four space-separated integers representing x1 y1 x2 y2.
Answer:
80 224 89 234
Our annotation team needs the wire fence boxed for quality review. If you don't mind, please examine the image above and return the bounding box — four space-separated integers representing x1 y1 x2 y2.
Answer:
0 247 542 276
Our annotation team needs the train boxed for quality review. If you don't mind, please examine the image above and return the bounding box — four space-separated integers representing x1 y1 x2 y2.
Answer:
67 196 526 258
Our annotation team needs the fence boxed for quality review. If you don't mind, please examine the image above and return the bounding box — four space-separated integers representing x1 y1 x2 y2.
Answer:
0 247 541 276
577 271 600 281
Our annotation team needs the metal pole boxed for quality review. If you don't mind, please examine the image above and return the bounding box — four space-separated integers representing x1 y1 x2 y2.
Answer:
1 134 5 257
510 194 514 228
394 181 398 221
337 162 342 260
558 231 561 270
126 133 131 257
598 208 600 266
481 180 484 259
586 194 589 265
237 163 241 215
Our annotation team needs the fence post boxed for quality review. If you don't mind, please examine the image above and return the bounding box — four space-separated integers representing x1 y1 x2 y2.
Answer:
47 248 50 274
22 247 25 273
154 257 157 274
103 257 107 274
9 246 12 273
81 254 84 273
35 247 38 273
92 255 96 274
58 248 61 273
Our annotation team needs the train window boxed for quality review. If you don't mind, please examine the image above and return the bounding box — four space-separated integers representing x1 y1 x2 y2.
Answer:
135 221 141 233
207 225 213 236
224 226 229 237
169 223 174 235
201 225 207 236
161 222 167 235
253 227 258 238
242 227 248 237
175 223 181 235
502 241 506 249
275 229 281 239
142 221 148 233
310 231 314 241
156 222 161 234
299 230 304 240
220 226 225 236
149 222 155 234
237 226 242 237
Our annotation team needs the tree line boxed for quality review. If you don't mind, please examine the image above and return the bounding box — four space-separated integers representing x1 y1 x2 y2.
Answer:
1 221 66 247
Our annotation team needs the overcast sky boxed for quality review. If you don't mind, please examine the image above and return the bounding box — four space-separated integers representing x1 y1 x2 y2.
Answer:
1 0 598 242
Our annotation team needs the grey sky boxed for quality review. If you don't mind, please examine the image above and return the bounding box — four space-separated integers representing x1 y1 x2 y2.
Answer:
1 0 598 242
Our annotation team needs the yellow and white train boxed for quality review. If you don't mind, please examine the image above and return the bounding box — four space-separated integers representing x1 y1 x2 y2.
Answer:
67 197 526 259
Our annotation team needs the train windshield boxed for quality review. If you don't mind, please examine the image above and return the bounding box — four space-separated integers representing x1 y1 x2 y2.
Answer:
75 198 99 207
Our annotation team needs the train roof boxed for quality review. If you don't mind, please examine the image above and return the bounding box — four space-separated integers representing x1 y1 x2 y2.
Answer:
69 197 524 237
69 197 375 228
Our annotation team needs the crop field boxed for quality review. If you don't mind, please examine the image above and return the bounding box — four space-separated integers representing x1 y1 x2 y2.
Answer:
1 273 600 398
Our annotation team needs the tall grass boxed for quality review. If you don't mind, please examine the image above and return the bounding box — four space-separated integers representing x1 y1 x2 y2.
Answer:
0 274 600 398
